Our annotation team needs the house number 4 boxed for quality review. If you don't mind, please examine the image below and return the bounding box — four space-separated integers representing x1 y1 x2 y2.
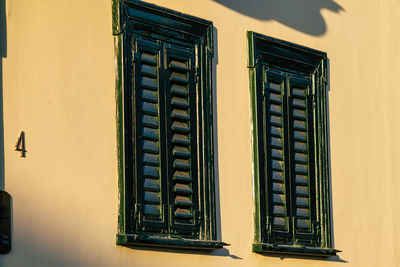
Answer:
15 131 26 158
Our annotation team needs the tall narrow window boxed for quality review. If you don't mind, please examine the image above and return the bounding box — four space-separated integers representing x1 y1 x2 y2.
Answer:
248 31 339 256
115 0 225 249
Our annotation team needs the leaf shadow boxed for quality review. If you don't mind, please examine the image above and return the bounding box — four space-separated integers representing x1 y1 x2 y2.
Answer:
213 0 344 36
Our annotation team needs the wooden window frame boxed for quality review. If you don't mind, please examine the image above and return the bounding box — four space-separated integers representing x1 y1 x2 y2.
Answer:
114 0 226 249
248 31 339 256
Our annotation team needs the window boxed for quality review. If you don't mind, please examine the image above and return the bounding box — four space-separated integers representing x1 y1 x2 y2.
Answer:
248 31 338 256
115 0 225 249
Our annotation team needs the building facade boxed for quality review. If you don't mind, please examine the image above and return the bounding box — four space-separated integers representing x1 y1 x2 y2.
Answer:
1 0 400 266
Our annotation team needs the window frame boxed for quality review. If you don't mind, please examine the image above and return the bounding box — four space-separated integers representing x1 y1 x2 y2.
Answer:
114 0 226 249
248 31 339 256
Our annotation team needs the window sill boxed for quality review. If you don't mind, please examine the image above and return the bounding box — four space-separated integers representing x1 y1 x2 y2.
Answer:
117 234 229 250
253 243 340 257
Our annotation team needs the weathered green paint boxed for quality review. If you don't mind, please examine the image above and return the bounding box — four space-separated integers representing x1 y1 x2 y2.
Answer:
112 0 120 35
252 243 340 256
247 31 262 243
112 0 125 236
114 0 224 249
117 234 228 250
248 31 337 256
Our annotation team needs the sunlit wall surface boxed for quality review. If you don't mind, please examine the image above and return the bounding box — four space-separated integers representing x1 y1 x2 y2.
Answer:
1 0 400 266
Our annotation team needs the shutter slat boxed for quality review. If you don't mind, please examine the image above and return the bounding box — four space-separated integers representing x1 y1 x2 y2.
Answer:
270 126 282 137
142 115 158 128
143 165 159 179
140 52 157 65
171 109 190 121
174 184 193 195
295 175 309 185
142 127 158 141
296 219 311 230
174 196 193 207
272 171 284 182
142 140 159 154
143 178 160 192
141 89 158 103
175 209 194 219
273 206 285 216
269 92 282 104
171 84 189 96
142 102 158 116
273 217 286 227
271 149 284 160
296 208 310 219
141 77 158 90
272 160 284 171
143 204 160 217
296 186 309 196
170 71 189 84
173 171 192 183
141 65 157 78
143 153 159 166
172 133 191 145
144 191 161 204
172 121 190 133
172 96 190 108
173 159 191 170
271 137 283 149
173 146 191 158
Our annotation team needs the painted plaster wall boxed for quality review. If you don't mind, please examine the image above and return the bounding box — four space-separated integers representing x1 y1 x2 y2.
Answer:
0 0 399 266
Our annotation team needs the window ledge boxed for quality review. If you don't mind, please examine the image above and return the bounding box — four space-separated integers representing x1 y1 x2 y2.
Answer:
117 234 229 250
253 243 340 257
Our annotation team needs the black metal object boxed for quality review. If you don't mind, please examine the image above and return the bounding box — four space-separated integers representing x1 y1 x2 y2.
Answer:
0 190 11 254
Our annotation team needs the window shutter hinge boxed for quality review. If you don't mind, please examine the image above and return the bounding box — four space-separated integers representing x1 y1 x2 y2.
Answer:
248 58 261 69
113 21 127 36
312 93 316 109
322 76 328 85
312 221 321 245
263 70 268 84
135 203 143 224
169 204 174 224
194 67 200 83
266 216 272 237
194 210 202 226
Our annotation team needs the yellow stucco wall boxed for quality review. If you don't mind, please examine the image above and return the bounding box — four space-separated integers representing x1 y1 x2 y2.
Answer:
1 0 399 266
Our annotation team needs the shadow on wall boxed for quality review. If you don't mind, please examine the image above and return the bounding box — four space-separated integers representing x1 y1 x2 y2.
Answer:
213 0 344 36
0 0 6 190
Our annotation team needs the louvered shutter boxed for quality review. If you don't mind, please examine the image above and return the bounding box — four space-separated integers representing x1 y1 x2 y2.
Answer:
165 45 200 236
288 75 317 245
133 37 168 233
263 68 292 242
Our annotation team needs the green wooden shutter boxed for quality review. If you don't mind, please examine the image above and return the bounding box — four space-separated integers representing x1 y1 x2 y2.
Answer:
165 44 200 236
134 37 168 233
288 75 317 245
263 68 292 242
